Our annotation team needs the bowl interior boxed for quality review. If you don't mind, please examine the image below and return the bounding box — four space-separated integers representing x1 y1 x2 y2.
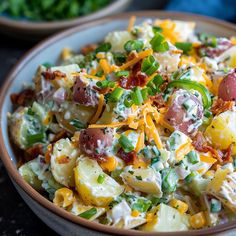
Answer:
1 11 236 236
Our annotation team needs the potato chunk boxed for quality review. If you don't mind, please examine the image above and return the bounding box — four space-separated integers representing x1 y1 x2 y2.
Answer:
205 111 236 154
141 203 190 232
51 138 78 187
74 157 124 207
121 166 162 197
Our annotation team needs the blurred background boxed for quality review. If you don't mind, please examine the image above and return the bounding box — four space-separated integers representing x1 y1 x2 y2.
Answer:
0 0 236 235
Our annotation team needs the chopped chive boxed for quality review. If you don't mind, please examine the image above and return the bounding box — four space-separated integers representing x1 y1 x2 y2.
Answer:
97 174 105 184
152 26 163 34
42 62 53 68
115 70 129 77
124 96 134 108
135 175 142 180
96 80 115 89
141 55 159 76
95 70 104 77
124 40 144 53
141 88 149 101
95 42 111 53
151 157 160 166
210 199 221 213
147 74 164 94
161 168 178 193
150 33 169 52
27 108 35 116
128 170 134 175
186 151 199 164
27 132 45 146
131 87 143 105
113 52 127 65
109 87 124 102
184 172 197 183
79 208 97 219
175 42 193 54
69 119 86 130
204 110 212 118
118 134 134 153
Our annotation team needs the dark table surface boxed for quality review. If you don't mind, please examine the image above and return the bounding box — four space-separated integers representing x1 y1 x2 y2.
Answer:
0 1 170 236
1 0 235 235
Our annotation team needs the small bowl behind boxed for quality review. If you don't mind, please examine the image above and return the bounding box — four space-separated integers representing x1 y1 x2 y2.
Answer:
0 0 131 41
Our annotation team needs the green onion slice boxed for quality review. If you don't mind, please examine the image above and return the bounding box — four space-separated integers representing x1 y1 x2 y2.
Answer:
79 208 97 219
109 87 124 102
175 42 193 54
124 40 144 53
118 134 134 153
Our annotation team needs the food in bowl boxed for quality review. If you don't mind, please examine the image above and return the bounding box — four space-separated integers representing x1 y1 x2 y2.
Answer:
8 16 236 232
0 0 110 21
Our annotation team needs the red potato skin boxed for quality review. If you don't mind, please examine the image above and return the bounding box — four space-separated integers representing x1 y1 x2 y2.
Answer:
198 39 232 58
218 70 236 101
79 128 113 159
73 77 98 107
164 91 203 134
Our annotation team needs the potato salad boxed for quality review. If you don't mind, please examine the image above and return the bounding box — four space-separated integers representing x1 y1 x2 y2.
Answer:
9 17 236 232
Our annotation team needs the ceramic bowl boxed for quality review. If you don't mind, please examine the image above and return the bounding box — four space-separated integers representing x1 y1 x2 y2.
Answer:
0 0 131 40
1 11 236 236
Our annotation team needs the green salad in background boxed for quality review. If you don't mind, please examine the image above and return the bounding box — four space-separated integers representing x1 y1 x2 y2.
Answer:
0 0 111 21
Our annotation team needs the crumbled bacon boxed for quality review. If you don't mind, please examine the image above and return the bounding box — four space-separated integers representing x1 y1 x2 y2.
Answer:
222 143 234 164
117 148 137 164
150 94 166 108
211 98 234 115
119 62 148 89
25 144 44 160
42 70 66 80
10 89 35 106
81 43 97 55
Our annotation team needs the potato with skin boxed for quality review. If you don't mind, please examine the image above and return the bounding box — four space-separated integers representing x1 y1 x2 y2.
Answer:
51 138 78 187
19 162 43 191
55 101 95 133
74 157 124 207
79 128 113 159
205 110 236 154
218 70 236 101
9 107 44 149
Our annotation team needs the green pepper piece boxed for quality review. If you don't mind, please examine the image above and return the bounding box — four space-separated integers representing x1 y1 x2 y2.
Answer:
167 79 212 109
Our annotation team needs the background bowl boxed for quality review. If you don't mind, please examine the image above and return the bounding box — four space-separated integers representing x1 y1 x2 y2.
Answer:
0 0 131 41
1 11 236 236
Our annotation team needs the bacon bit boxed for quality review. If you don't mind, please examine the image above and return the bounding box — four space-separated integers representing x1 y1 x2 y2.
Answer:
81 43 97 55
117 148 137 164
222 143 234 164
56 155 70 164
211 98 234 115
10 89 35 106
150 94 166 108
52 130 68 143
192 132 224 163
25 144 44 160
192 132 207 152
42 70 66 80
119 62 148 89
45 144 53 164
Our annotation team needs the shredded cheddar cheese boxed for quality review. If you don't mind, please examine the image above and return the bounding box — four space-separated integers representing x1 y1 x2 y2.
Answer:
90 95 104 124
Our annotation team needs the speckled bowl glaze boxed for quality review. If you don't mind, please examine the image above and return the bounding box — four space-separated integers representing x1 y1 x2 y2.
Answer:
1 11 236 236
0 0 131 40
